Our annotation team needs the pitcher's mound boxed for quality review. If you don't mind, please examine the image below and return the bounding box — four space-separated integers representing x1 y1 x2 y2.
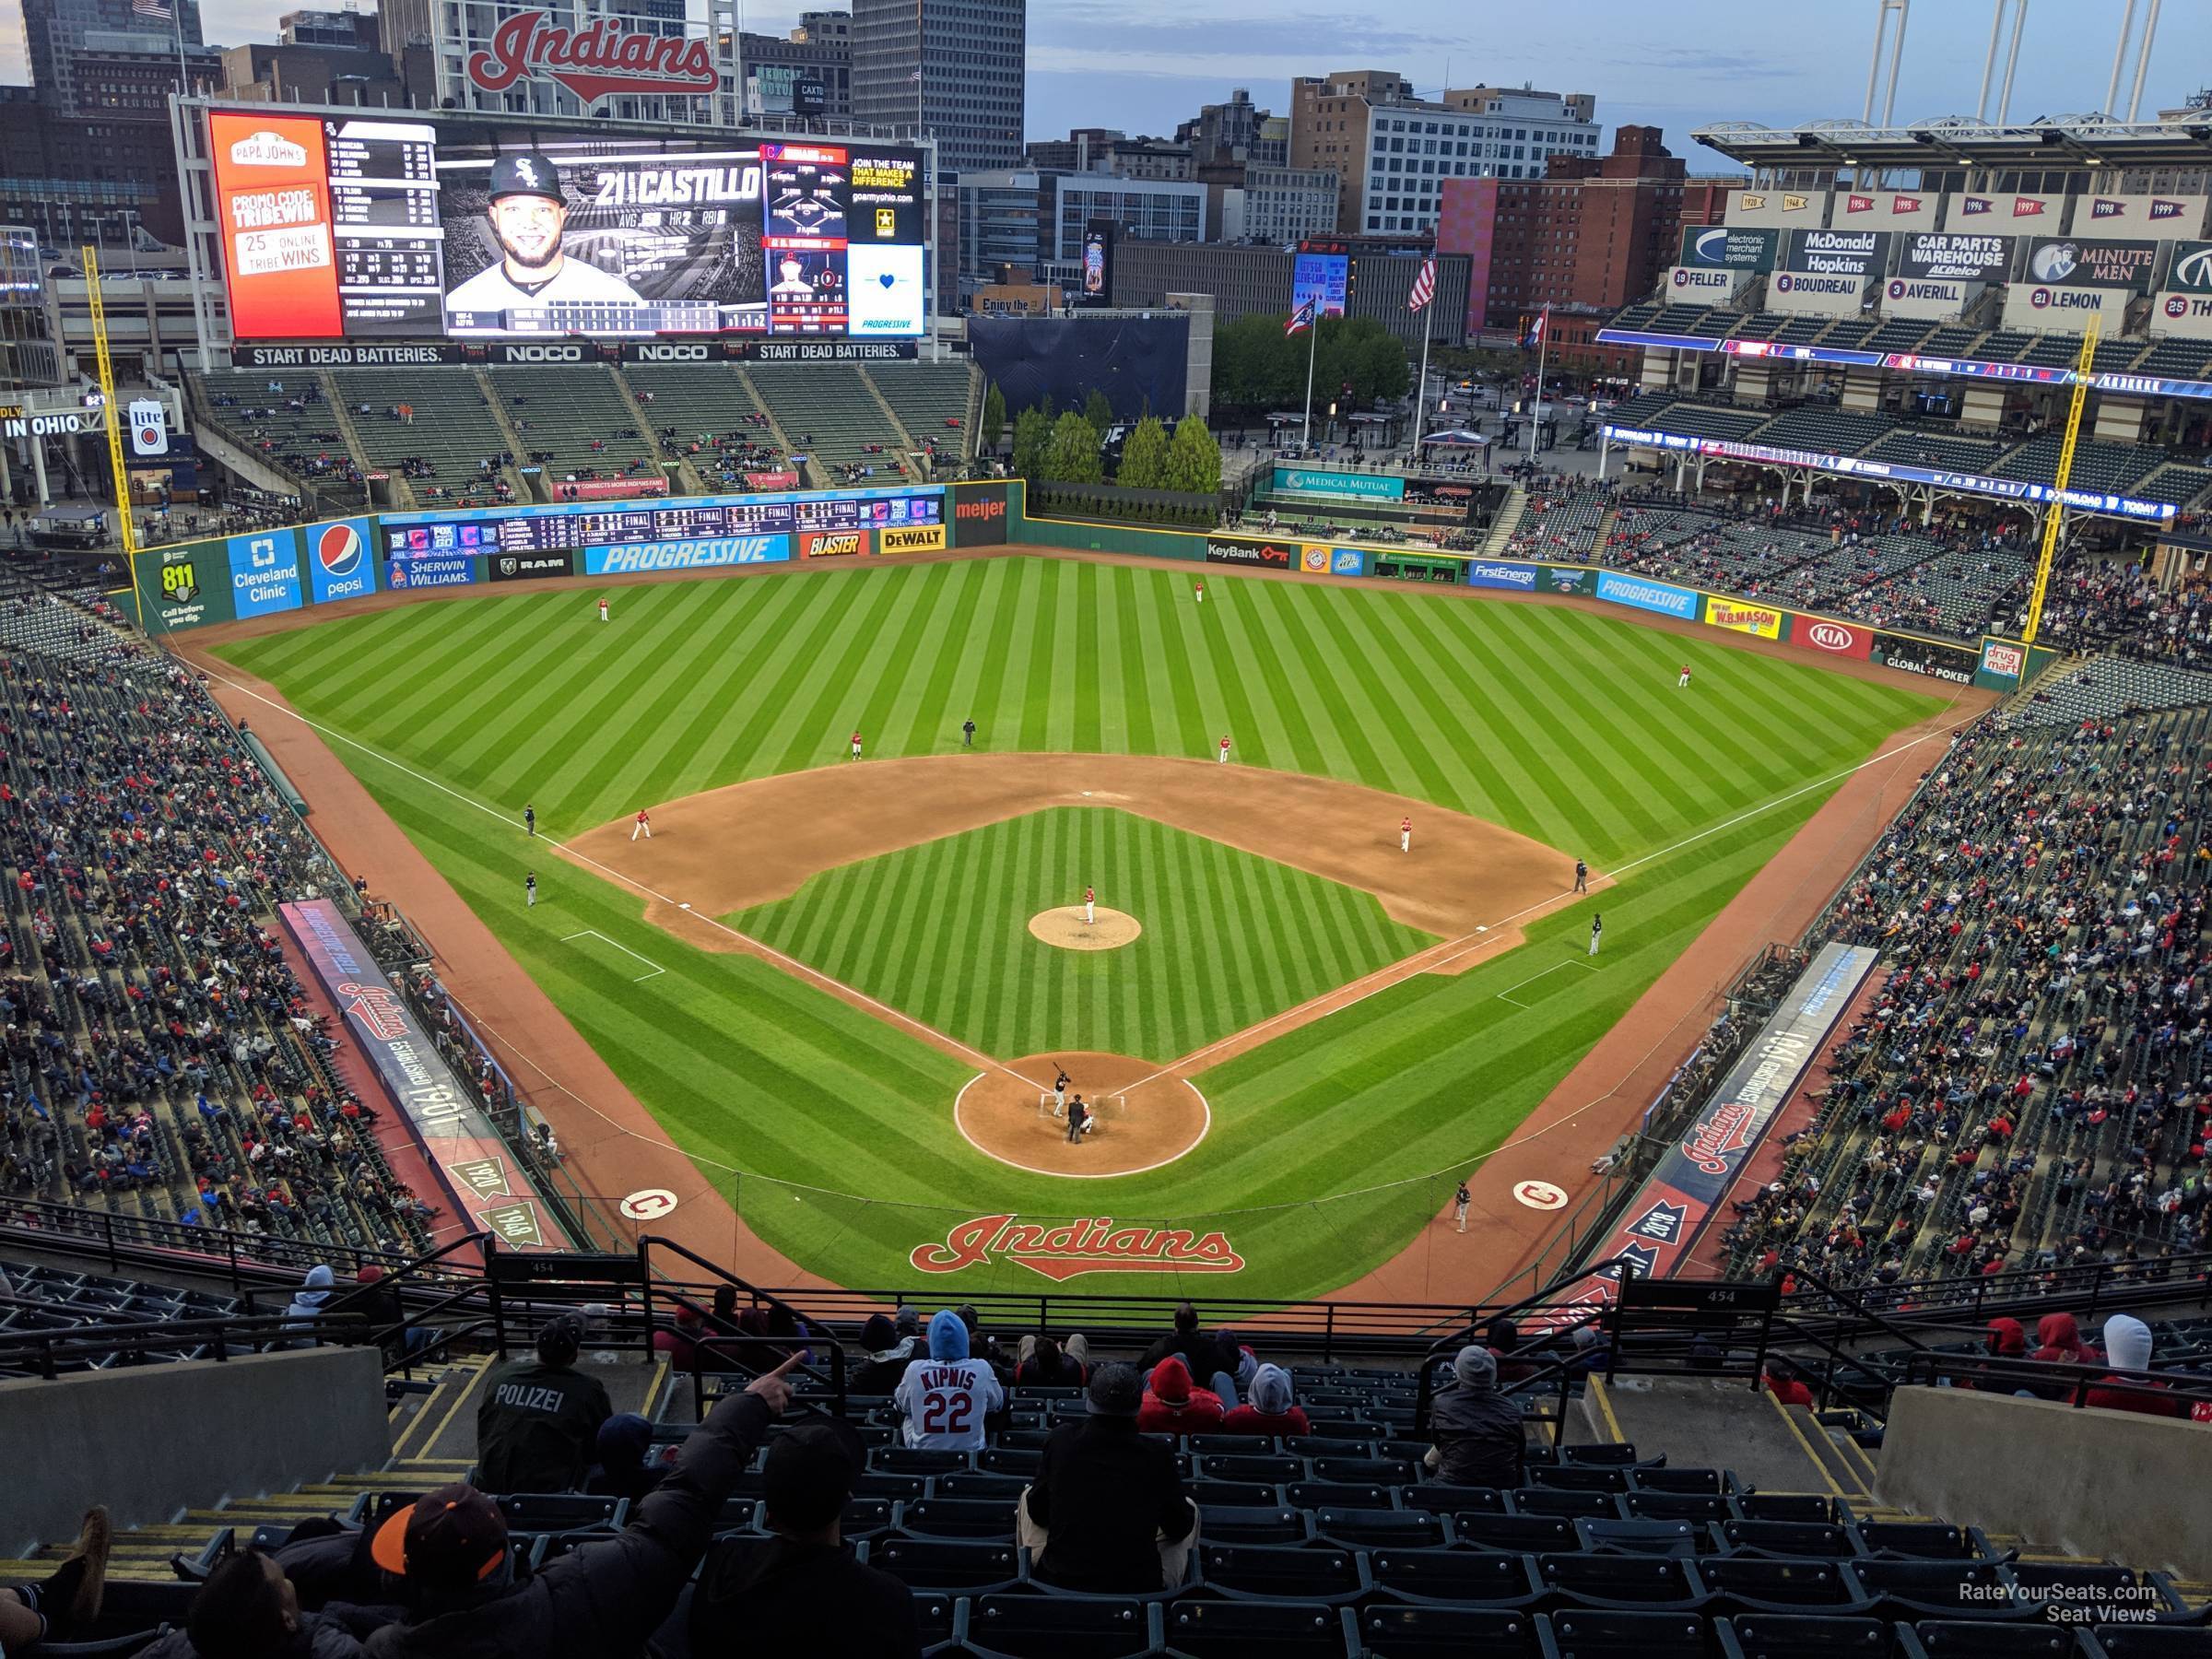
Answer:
956 1051 1207 1177
1029 906 1142 950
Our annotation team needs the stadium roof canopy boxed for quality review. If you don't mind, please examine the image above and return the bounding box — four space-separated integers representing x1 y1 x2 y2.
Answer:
1690 114 2212 172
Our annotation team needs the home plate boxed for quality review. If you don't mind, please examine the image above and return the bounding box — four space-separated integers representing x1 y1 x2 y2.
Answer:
1513 1180 1569 1210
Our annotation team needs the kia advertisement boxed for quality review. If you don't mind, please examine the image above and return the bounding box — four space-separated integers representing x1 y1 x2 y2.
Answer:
202 105 925 342
1786 615 1872 661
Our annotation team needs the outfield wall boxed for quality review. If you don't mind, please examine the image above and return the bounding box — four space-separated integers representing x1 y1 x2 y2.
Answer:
119 477 2054 691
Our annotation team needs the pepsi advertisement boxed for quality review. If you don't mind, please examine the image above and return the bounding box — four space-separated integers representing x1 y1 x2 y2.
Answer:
306 518 377 605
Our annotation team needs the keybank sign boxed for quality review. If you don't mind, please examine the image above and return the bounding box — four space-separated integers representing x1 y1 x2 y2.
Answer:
1273 467 1406 501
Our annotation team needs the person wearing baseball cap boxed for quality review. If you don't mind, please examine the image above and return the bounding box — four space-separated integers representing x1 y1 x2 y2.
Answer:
446 150 645 321
358 1356 803 1659
1018 1361 1197 1594
473 1314 612 1496
689 1417 918 1654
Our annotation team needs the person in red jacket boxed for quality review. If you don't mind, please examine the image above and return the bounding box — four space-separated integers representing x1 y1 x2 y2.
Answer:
1136 1357 1223 1434
2030 1312 2094 1366
1763 1359 1816 1408
1220 1364 1308 1437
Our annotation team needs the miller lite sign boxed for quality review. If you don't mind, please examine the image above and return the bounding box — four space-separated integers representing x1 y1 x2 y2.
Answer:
127 398 167 457
465 9 718 106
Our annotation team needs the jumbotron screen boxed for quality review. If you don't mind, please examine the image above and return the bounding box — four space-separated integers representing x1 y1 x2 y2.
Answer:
205 109 926 342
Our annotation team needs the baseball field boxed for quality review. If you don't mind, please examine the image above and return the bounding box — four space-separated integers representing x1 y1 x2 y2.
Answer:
207 553 1944 1298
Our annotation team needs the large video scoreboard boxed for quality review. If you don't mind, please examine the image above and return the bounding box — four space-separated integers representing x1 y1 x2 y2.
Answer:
203 106 926 343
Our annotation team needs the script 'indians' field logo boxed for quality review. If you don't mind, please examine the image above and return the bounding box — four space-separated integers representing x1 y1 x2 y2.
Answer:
467 10 717 105
336 979 410 1041
912 1215 1244 1281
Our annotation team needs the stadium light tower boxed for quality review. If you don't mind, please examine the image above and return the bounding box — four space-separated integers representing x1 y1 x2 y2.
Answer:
2105 0 2164 122
1865 0 1910 128
1978 0 2028 124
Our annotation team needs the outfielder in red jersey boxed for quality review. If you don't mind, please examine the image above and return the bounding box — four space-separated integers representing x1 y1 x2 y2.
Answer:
850 730 863 759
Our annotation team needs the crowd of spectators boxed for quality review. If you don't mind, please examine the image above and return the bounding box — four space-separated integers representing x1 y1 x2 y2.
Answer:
202 381 364 497
0 620 439 1254
655 418 787 490
1719 701 2212 1298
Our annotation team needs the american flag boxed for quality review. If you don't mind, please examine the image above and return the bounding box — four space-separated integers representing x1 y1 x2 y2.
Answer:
133 0 174 18
1525 304 1549 348
1407 256 1436 312
1285 300 1314 337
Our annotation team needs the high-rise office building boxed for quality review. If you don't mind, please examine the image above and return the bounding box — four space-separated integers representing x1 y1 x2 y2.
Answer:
852 0 1025 173
19 0 205 115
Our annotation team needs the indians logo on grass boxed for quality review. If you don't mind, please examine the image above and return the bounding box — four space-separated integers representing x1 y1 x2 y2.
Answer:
912 1215 1244 1281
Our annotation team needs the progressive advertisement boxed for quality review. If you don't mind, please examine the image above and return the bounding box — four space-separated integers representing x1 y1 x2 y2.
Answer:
1595 571 1698 619
204 105 926 342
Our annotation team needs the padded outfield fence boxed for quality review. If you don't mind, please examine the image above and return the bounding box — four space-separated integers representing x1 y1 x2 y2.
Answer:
112 477 2057 698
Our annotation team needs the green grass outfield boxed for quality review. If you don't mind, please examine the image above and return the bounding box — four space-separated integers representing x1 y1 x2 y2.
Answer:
214 556 1942 1297
736 806 1434 1063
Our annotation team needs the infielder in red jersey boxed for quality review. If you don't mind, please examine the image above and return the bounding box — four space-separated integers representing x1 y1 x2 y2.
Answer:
1401 816 1412 853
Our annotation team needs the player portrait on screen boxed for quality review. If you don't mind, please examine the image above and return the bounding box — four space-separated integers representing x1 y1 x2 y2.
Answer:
445 153 646 315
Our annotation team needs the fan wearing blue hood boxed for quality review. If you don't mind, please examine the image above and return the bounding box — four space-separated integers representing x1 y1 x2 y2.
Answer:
893 1310 1006 1450
280 1264 335 1348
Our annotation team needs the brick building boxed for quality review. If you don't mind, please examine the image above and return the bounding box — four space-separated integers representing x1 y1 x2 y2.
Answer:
1436 125 1688 358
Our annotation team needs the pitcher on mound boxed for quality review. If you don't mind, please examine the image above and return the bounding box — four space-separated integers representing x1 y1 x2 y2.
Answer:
1084 885 1096 927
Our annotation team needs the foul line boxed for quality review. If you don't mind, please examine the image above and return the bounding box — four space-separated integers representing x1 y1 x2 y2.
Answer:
1128 700 1983 1092
194 662 1048 1096
1494 957 1599 1009
560 928 665 982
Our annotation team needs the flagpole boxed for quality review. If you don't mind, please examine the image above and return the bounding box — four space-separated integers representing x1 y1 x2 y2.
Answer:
171 0 190 95
1526 303 1549 471
1300 312 1318 450
1410 285 1434 459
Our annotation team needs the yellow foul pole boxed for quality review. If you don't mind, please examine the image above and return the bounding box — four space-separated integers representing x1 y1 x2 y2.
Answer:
2023 317 2099 646
78 243 140 583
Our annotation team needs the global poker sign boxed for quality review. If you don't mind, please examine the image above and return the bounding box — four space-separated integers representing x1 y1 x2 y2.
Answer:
466 9 718 106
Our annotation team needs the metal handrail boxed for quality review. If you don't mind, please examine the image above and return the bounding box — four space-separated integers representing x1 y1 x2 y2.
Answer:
1892 1349 2212 1415
0 1308 374 1380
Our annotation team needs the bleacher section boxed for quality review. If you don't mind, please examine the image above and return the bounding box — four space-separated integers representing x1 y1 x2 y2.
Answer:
193 371 363 515
328 370 516 510
0 1257 241 1374
743 363 910 486
870 361 976 461
618 365 787 491
488 365 660 489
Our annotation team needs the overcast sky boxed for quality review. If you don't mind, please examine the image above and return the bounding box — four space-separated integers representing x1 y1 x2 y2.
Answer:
5 0 2208 159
